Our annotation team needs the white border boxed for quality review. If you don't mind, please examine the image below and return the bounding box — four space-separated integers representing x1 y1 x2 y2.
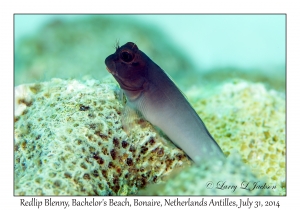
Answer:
2 0 298 209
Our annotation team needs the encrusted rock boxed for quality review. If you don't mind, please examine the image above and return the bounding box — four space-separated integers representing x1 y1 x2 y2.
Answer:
139 154 274 195
187 79 286 195
14 78 190 195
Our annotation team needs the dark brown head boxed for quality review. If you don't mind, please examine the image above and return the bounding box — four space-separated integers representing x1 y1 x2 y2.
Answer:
105 42 149 91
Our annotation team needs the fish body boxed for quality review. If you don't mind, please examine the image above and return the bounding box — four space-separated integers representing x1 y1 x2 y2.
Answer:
105 42 224 162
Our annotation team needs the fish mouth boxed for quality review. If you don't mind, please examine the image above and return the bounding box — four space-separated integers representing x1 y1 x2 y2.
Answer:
106 66 118 77
111 74 143 92
105 56 143 92
106 66 114 74
105 65 133 90
105 55 117 75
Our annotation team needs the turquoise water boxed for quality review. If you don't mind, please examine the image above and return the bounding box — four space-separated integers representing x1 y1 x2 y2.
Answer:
15 14 285 70
14 14 285 90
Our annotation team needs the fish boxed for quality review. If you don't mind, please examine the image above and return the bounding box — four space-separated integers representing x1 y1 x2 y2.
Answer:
105 42 224 162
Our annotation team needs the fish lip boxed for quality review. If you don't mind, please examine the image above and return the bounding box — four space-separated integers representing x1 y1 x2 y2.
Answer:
105 54 117 75
106 67 118 77
106 66 113 74
111 73 143 92
105 58 117 76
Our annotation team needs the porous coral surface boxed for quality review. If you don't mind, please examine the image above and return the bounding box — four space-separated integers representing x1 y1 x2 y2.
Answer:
14 78 190 195
187 79 286 195
14 78 285 196
139 154 273 195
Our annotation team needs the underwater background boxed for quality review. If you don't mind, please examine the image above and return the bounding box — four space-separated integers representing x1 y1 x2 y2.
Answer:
14 14 285 90
14 14 286 195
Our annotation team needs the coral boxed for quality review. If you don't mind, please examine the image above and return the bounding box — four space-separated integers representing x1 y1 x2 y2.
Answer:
139 154 273 195
14 78 190 195
14 77 285 196
187 79 286 195
14 84 34 117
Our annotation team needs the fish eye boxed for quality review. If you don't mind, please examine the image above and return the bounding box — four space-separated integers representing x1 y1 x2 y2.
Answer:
120 51 134 62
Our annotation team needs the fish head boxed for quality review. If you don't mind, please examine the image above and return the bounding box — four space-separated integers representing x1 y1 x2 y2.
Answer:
105 42 148 92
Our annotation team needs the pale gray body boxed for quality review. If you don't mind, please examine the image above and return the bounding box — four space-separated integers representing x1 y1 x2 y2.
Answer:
105 42 224 162
123 54 224 162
